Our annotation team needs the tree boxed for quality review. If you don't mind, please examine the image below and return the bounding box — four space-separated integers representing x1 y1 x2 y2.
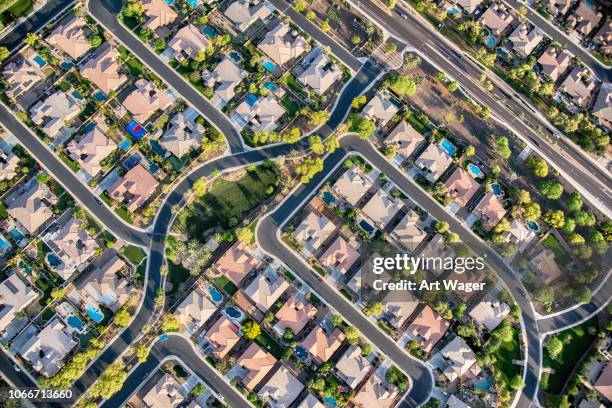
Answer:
295 156 324 184
320 19 331 33
361 342 373 355
191 383 205 397
134 343 149 363
539 180 564 200
351 34 362 45
523 202 541 221
526 156 548 177
114 308 131 327
282 127 301 143
330 314 343 327
453 303 467 319
433 220 449 234
574 286 592 303
235 227 254 245
544 209 565 228
444 231 460 244
514 189 531 205
306 10 316 20
88 362 127 400
344 326 360 344
446 81 459 92
385 42 397 54
88 35 102 48
495 136 511 160
352 95 367 109
242 320 261 339
50 287 64 301
436 71 447 81
574 210 596 227
36 173 49 184
403 53 421 70
183 240 212 274
294 0 307 12
567 192 583 212
546 336 563 360
307 110 329 126
193 177 208 196
348 114 376 140
589 230 608 254
386 0 396 8
161 313 180 332
25 32 39 47
509 374 524 390
363 301 383 316
457 322 477 338
283 327 294 340
325 137 339 153
308 135 325 154
464 145 475 157
386 74 417 96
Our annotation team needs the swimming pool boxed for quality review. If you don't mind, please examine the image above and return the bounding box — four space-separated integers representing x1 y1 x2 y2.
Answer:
118 138 132 151
71 90 84 101
323 396 337 407
262 59 277 73
229 51 241 63
295 345 309 362
60 61 74 70
150 140 166 156
19 260 32 274
467 163 485 179
93 91 106 101
321 191 336 205
485 36 497 48
474 377 492 391
186 0 199 6
447 5 461 16
86 304 104 323
224 306 244 321
263 81 277 92
67 315 85 330
32 55 46 68
123 155 141 170
245 93 258 107
439 138 457 156
491 183 503 196
359 219 376 235
526 220 539 231
202 25 216 38
208 286 223 304
0 234 11 252
46 253 63 269
9 228 25 242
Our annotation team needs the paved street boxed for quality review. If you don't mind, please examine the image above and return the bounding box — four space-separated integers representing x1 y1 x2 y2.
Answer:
352 0 612 217
503 0 611 82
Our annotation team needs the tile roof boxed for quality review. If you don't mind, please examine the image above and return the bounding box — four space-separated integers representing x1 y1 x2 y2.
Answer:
258 22 308 66
274 296 317 335
361 190 402 230
214 242 259 285
107 164 159 212
204 315 240 359
332 168 373 207
472 192 506 231
293 211 336 252
7 181 56 234
301 326 344 363
66 121 117 178
407 305 449 352
29 90 81 137
142 0 178 31
318 236 360 275
122 79 173 123
444 167 480 208
537 47 571 82
257 365 304 408
237 343 277 391
385 121 425 159
335 345 370 389
81 43 128 94
47 16 91 60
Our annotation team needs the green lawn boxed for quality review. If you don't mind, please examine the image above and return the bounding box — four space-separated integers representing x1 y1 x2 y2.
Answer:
255 330 284 359
493 326 522 385
280 95 300 117
5 0 32 16
168 262 190 293
125 57 144 77
114 206 133 224
59 151 80 172
0 203 7 219
179 164 279 241
541 317 598 394
405 112 428 134
213 275 237 295
541 234 571 265
120 245 146 265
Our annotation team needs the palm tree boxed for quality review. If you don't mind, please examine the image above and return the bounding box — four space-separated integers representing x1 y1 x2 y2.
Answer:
25 32 39 47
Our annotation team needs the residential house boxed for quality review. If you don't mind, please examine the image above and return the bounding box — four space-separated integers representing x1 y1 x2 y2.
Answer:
293 211 336 254
107 164 159 212
0 150 20 181
298 394 325 408
142 0 178 31
202 56 247 108
274 296 317 335
444 167 480 209
81 43 127 95
529 249 562 284
384 297 420 329
43 216 99 280
592 82 612 129
7 181 57 234
297 48 343 95
244 266 289 312
415 143 453 182
508 24 544 58
457 0 484 13
47 16 91 60
301 326 345 364
566 1 602 37
385 121 425 160
594 361 612 402
503 218 535 252
335 345 370 389
332 168 373 207
224 0 273 32
29 90 80 137
593 21 612 55
122 79 173 123
559 67 596 107
213 242 259 286
143 373 185 408
159 109 205 158
258 22 308 66
2 54 46 99
543 0 574 17
472 192 506 231
67 253 131 313
479 5 516 37
407 305 449 353
233 94 286 132
236 343 277 391
439 336 481 382
420 234 456 276
0 273 37 333
257 366 304 408
204 315 240 359
318 236 360 275
390 209 427 253
66 121 117 178
362 92 399 127
168 24 210 61
537 47 571 82
353 373 398 408
17 317 77 377
468 301 510 331
175 288 217 333
361 190 402 231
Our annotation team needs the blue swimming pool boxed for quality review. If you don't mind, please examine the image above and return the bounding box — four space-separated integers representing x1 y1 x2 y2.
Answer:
9 229 25 242
359 219 375 235
202 25 216 38
229 51 241 63
323 396 337 407
60 61 74 70
67 315 84 330
321 191 336 205
224 306 243 320
496 48 509 59
82 122 97 133
19 260 32 274
86 304 104 323
164 0 174 4
263 81 277 92
32 55 46 68
245 93 258 107
527 220 539 231
123 155 141 170
467 163 485 179
208 286 223 303
295 345 309 361
262 59 277 73
485 36 497 48
46 253 63 269
491 183 503 196
475 378 492 391
118 138 132 152
439 138 456 156
0 234 11 251
186 0 199 6
71 90 84 100
447 5 460 15
93 91 106 101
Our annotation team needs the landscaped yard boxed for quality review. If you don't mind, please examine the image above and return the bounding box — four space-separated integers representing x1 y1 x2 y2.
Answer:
213 275 237 296
540 317 598 394
168 262 190 294
177 164 279 241
255 330 284 359
541 234 571 265
119 245 146 265
493 326 522 385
